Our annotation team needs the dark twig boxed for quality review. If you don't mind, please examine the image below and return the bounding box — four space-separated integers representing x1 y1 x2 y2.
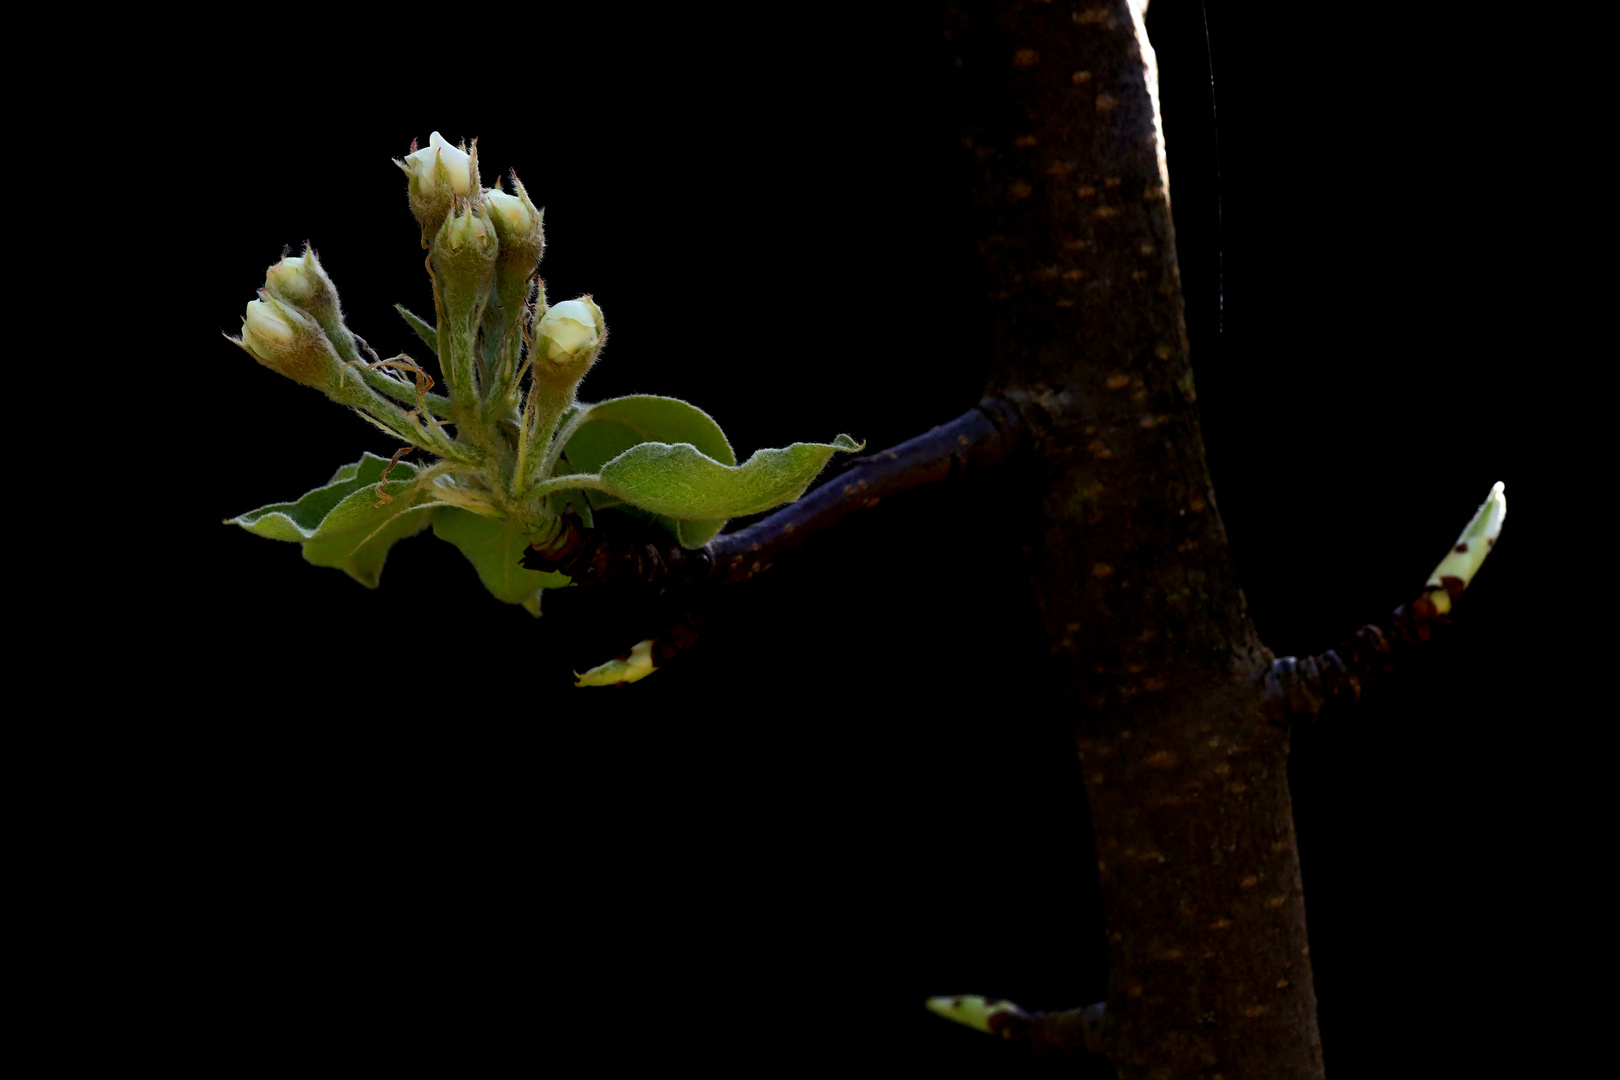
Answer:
525 395 1042 591
926 995 1111 1065
1259 601 1446 723
994 1002 1110 1064
1260 482 1506 723
538 395 1048 685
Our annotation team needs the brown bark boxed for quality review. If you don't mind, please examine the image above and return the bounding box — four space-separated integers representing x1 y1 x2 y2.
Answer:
944 3 1324 1075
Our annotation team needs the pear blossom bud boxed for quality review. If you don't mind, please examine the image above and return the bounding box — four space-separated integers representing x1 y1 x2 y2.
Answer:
536 298 603 365
234 295 343 389
440 203 496 254
259 246 368 375
264 255 320 306
403 131 473 198
262 247 348 344
484 188 533 236
484 175 545 334
395 131 481 245
431 202 500 308
242 300 298 355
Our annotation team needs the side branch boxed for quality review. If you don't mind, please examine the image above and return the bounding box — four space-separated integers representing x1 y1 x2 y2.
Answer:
526 395 1038 591
1262 483 1507 722
925 995 1110 1065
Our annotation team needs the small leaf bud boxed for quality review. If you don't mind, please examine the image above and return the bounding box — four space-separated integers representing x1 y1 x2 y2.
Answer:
233 295 343 389
536 298 603 366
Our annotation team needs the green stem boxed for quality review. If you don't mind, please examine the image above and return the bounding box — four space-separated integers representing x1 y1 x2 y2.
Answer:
351 389 478 465
357 364 453 418
540 401 594 480
522 471 607 503
523 384 573 491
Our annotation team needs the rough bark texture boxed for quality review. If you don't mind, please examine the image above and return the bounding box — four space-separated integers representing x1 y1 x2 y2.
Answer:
944 3 1324 1075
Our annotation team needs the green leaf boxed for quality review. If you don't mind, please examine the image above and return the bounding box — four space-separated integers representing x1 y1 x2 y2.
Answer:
395 304 439 356
677 518 728 548
581 434 862 520
227 453 435 587
432 507 569 617
559 395 750 547
562 395 736 511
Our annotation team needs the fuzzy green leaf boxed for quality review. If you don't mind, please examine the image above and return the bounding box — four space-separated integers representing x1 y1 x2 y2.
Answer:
395 304 439 356
559 395 776 547
432 507 569 617
584 434 862 520
677 518 729 547
227 453 434 587
562 395 736 512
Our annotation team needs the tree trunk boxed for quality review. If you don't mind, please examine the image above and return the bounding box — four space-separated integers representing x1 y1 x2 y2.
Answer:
945 2 1323 1074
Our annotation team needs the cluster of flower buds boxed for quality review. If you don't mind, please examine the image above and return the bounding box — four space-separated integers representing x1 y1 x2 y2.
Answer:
264 250 351 356
228 249 429 451
231 249 350 390
228 130 608 468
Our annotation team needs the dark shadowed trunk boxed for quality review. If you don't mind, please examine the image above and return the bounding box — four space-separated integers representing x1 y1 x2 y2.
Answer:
946 3 1321 1073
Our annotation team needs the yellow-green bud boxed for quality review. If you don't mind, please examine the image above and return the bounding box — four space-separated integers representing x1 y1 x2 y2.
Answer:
485 188 533 235
263 247 345 337
536 298 603 365
440 202 496 254
264 255 319 305
431 202 500 308
235 295 343 389
484 175 545 320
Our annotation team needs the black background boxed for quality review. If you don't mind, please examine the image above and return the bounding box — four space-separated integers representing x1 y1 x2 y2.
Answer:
91 2 1574 1074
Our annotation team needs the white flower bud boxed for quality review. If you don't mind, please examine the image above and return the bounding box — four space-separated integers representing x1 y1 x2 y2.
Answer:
403 131 473 198
484 188 534 236
536 299 601 363
241 299 299 357
233 295 343 388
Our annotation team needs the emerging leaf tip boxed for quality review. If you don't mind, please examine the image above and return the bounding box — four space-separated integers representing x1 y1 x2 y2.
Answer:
574 639 657 687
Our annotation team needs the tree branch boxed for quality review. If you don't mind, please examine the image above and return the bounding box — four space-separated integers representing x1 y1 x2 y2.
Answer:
1261 483 1507 723
925 995 1111 1066
526 394 1045 592
538 394 1052 685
